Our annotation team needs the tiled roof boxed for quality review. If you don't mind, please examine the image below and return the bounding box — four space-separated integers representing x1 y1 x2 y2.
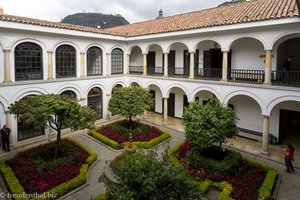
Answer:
105 0 300 37
0 0 299 37
0 14 111 35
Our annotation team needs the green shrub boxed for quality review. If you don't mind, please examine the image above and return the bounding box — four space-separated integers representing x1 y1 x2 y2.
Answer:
88 130 119 149
0 138 97 200
111 120 148 135
187 146 242 175
167 142 184 166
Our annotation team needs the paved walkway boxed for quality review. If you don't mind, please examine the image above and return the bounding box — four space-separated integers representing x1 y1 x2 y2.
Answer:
0 115 299 200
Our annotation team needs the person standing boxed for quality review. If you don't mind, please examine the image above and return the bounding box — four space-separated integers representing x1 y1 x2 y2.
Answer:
0 124 10 152
284 143 295 173
282 58 291 82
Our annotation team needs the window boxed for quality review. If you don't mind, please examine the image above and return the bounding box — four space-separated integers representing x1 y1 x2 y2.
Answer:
87 47 102 76
15 42 43 81
111 48 123 74
60 90 77 99
56 45 76 78
88 87 102 119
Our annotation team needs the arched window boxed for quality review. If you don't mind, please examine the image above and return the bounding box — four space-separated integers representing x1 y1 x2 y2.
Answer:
60 90 77 99
111 48 123 74
88 87 102 119
15 42 43 81
56 45 76 78
87 47 102 76
18 95 44 141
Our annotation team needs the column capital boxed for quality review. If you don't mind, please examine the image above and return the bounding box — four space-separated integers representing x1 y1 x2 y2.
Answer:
3 49 10 53
163 52 169 55
47 50 53 53
106 53 111 56
189 51 195 54
80 51 85 55
221 49 229 53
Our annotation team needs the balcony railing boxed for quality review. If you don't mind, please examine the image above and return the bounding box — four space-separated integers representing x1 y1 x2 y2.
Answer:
168 67 189 77
147 66 164 76
228 69 265 84
195 68 222 80
272 70 300 87
129 66 143 74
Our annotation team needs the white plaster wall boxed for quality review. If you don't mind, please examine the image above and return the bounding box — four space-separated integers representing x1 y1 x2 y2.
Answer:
231 38 265 70
171 87 185 118
197 41 219 70
149 45 163 67
170 43 187 69
155 90 163 113
229 96 263 134
0 103 4 128
0 49 3 83
130 47 143 66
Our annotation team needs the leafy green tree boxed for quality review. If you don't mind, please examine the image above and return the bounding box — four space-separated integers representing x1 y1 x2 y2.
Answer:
9 94 97 157
105 152 202 200
182 98 238 148
108 86 154 129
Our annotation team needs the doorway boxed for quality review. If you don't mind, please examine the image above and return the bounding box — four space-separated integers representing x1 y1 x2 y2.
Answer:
279 109 300 145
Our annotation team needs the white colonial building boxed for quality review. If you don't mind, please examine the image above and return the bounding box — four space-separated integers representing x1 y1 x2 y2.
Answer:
0 0 300 155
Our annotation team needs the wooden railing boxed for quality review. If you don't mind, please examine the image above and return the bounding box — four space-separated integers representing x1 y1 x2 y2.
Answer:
228 69 265 84
168 67 189 77
195 68 222 80
147 66 164 76
272 70 300 87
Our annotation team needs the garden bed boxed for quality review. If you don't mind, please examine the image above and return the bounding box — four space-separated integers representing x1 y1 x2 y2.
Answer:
88 120 171 149
0 137 97 200
168 141 277 200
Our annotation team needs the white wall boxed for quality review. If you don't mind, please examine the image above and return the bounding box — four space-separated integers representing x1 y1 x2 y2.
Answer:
130 47 143 66
231 38 265 70
229 96 263 134
170 43 187 69
197 41 219 70
171 87 185 118
0 103 4 128
149 45 163 67
0 49 3 83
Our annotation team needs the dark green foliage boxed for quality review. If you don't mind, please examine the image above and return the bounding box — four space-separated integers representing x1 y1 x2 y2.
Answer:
187 146 242 175
105 152 202 200
111 120 148 135
9 94 97 143
182 98 238 148
108 86 154 129
61 13 129 29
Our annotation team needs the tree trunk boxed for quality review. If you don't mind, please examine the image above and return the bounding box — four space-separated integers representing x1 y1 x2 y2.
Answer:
54 129 61 160
129 116 132 130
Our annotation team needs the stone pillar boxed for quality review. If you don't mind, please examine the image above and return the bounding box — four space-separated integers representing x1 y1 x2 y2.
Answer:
3 49 12 83
5 111 13 145
164 53 168 77
106 53 111 76
80 52 86 77
143 53 147 75
221 50 228 82
47 51 54 80
125 54 130 74
261 115 270 156
106 94 111 119
163 97 168 123
189 52 195 79
264 50 272 85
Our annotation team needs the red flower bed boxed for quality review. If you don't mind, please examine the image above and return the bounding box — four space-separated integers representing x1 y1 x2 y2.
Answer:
173 141 266 200
98 125 162 143
6 140 89 194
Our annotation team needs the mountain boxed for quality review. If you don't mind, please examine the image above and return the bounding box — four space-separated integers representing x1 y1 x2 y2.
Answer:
61 13 129 29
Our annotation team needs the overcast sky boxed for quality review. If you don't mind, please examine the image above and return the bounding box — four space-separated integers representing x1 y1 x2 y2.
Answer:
1 0 226 23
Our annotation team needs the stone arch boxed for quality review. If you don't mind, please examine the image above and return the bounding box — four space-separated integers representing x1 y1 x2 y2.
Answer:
109 81 126 94
128 45 143 54
270 32 300 50
128 79 142 87
0 95 9 109
227 36 266 50
145 44 164 54
55 84 83 100
192 39 222 52
167 42 189 53
145 81 164 95
266 96 300 116
52 41 80 53
165 83 190 101
191 87 221 102
84 43 106 53
13 87 48 102
223 90 265 113
109 45 126 54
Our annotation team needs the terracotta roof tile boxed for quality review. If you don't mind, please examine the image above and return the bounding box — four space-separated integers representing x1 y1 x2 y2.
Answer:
0 0 299 37
105 0 300 37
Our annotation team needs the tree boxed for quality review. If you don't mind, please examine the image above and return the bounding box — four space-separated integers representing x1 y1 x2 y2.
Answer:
108 86 154 129
182 98 238 148
105 152 202 200
9 94 97 158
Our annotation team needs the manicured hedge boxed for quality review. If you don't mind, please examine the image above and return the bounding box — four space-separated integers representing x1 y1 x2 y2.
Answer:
167 142 277 200
0 138 97 200
89 129 171 150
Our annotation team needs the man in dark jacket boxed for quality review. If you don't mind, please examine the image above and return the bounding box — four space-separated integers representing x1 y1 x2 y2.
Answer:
0 125 10 152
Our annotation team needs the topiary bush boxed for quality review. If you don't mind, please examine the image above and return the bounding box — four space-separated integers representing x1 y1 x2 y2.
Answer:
187 146 242 175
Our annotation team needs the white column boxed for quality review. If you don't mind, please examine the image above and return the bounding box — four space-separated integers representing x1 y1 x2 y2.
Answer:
261 115 270 156
221 50 228 82
163 53 168 77
106 53 111 76
3 49 12 83
5 111 13 145
125 54 130 74
264 50 272 85
80 52 86 77
143 53 147 75
47 51 54 80
163 97 168 123
189 52 195 79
